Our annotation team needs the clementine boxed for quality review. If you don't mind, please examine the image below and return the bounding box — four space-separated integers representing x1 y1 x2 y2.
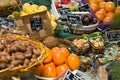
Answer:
89 0 98 5
42 62 56 78
60 47 70 58
97 0 104 3
103 16 112 22
56 63 69 76
90 4 99 12
99 9 106 16
106 12 114 19
51 47 66 65
65 54 80 70
43 47 52 64
33 63 44 76
95 11 105 22
105 1 116 12
99 2 106 9
114 7 120 15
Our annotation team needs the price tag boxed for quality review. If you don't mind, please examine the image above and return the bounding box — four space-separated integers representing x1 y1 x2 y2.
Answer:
0 17 15 28
67 15 83 25
63 70 81 80
79 4 90 12
105 30 120 42
59 8 70 16
117 0 120 6
30 18 42 31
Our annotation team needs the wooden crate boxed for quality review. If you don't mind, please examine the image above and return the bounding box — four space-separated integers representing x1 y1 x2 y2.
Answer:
15 11 53 40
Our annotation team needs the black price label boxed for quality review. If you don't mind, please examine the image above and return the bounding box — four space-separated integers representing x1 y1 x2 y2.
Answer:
117 0 120 6
106 30 120 42
0 17 14 28
30 18 42 31
59 8 70 16
63 70 81 80
79 4 90 12
67 15 83 25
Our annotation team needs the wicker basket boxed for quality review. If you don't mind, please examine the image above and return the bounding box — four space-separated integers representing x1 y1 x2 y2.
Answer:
0 0 21 17
0 34 47 80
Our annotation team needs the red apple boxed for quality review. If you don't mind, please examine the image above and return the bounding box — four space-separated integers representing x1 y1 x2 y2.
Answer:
55 2 62 8
61 0 71 4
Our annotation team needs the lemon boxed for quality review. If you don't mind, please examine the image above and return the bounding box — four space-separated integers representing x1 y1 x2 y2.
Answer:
12 11 19 17
47 11 51 19
38 5 47 12
19 11 28 16
7 15 15 18
50 14 56 21
51 21 57 30
22 3 31 12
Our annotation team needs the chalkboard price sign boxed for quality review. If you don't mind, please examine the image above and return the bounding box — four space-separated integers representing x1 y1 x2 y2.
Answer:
59 8 70 16
30 18 42 31
79 4 90 12
67 15 83 25
63 70 81 80
0 17 15 28
117 0 120 7
105 30 120 42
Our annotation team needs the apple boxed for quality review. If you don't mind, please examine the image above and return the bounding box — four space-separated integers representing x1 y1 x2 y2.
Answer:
55 1 62 8
61 0 71 4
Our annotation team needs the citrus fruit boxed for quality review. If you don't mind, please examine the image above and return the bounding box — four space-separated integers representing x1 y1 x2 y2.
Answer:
97 0 104 3
95 11 105 22
66 54 80 70
114 7 120 15
89 0 98 5
103 16 112 22
51 47 66 65
105 1 116 12
43 47 52 64
33 63 44 76
99 2 106 9
42 62 56 78
56 63 69 76
99 9 106 16
90 4 99 12
106 12 114 19
60 47 70 58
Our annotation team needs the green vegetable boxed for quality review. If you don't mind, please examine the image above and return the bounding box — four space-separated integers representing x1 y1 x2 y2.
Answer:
81 34 89 40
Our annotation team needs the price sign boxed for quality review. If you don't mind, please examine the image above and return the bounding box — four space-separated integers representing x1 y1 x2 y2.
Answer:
79 4 90 12
105 30 120 42
30 18 42 31
59 8 70 16
67 15 83 25
117 0 120 6
0 17 15 28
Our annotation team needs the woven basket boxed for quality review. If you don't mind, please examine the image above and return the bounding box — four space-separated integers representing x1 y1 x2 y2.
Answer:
0 0 21 17
0 34 47 80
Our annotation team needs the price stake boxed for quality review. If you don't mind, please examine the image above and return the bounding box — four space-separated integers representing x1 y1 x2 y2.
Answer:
59 8 70 16
67 15 83 25
79 4 90 12
30 18 42 31
117 0 120 7
63 70 81 80
105 30 120 42
0 17 15 28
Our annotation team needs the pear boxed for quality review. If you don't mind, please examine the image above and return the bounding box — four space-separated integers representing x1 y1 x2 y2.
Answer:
19 11 28 16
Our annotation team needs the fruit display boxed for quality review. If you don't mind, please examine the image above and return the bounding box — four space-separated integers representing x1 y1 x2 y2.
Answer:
88 0 119 23
33 47 80 78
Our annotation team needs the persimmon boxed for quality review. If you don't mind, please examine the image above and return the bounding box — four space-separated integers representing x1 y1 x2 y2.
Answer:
51 47 66 65
105 1 116 12
99 2 106 9
56 63 69 76
60 47 70 58
43 47 52 64
90 4 99 12
65 54 80 70
42 62 56 78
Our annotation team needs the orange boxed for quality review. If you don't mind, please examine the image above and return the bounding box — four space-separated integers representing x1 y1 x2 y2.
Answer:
90 4 99 12
103 16 112 22
95 11 105 22
65 54 80 70
99 2 106 9
51 47 66 65
33 63 44 76
56 63 69 76
106 12 114 19
89 0 98 5
60 47 70 58
97 0 104 3
105 1 116 12
42 62 56 78
99 9 106 16
114 7 120 15
43 47 52 63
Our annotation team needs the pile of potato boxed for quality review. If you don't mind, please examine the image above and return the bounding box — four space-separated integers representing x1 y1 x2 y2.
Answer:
0 35 42 70
89 38 104 49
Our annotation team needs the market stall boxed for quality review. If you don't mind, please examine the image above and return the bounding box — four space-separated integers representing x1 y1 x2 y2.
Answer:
0 0 120 80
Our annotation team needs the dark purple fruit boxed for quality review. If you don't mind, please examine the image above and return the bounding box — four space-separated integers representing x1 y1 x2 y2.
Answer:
0 63 7 70
92 18 98 24
87 14 93 23
82 17 90 25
